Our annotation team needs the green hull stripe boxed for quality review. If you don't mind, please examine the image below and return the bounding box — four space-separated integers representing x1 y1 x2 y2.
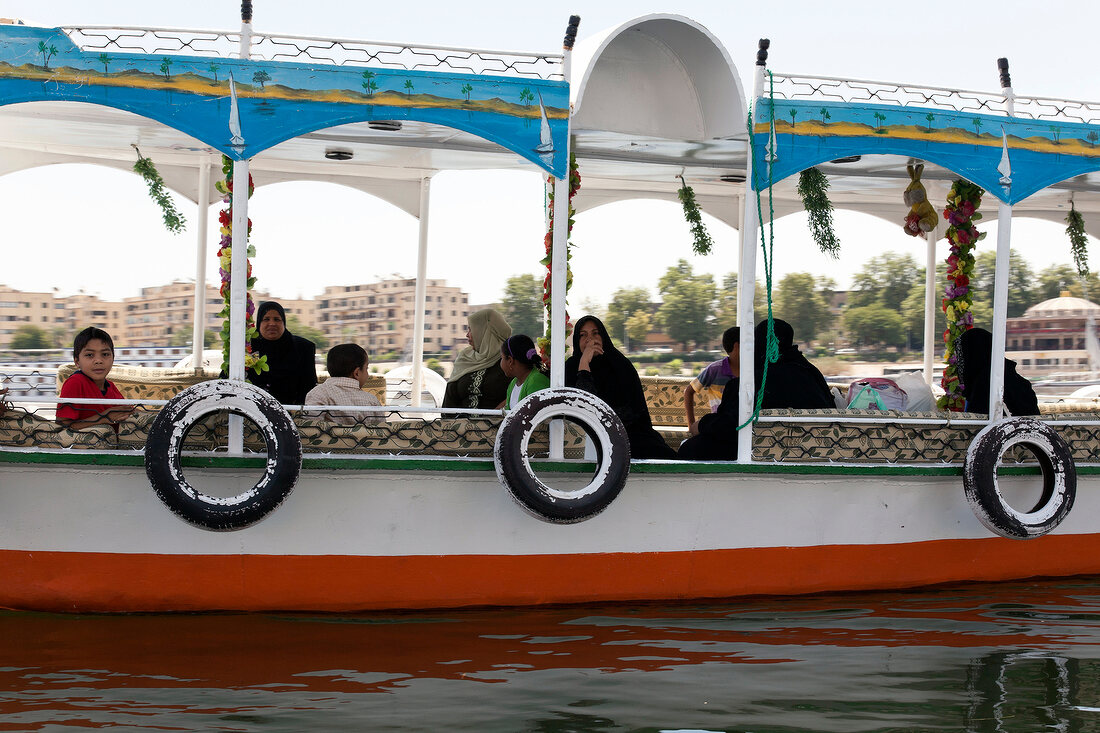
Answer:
2 449 1096 477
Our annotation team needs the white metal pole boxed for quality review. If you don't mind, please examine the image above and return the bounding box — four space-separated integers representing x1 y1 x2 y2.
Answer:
228 5 253 453
410 177 431 408
737 40 769 464
548 16 579 460
986 58 1015 421
923 219 938 385
191 157 211 371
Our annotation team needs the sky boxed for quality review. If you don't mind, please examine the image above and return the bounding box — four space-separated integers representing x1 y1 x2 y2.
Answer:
3 0 1100 310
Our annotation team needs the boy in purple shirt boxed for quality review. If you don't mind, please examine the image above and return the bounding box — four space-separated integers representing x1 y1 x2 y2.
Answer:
684 326 739 433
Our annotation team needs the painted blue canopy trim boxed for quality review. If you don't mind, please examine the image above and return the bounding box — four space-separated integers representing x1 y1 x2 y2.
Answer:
0 26 569 177
751 98 1100 204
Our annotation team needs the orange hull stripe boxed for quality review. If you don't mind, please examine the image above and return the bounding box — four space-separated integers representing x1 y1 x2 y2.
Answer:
5 534 1100 613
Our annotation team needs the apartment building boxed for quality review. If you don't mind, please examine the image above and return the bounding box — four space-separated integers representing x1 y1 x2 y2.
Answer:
319 279 469 354
0 286 63 347
122 281 223 346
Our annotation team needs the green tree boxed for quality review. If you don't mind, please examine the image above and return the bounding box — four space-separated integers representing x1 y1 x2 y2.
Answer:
50 326 73 349
208 62 220 83
519 87 534 106
460 83 473 101
969 249 1035 318
843 304 905 348
252 70 271 89
624 309 652 351
848 252 922 312
1034 264 1100 302
159 57 173 81
656 259 718 350
901 265 949 350
403 79 414 94
605 287 651 344
716 272 766 328
286 314 328 350
774 272 832 343
170 328 218 348
97 53 111 74
10 324 50 350
361 69 376 96
500 274 544 339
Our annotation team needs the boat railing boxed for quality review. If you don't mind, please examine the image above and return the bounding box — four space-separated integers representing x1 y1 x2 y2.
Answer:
62 26 565 80
3 395 1100 466
768 73 1100 124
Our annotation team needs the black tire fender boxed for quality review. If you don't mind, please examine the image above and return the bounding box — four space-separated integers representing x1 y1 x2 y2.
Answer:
144 379 302 531
494 387 630 523
963 417 1076 540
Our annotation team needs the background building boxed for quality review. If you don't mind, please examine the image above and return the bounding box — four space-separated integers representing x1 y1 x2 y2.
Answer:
320 279 468 355
1006 295 1100 377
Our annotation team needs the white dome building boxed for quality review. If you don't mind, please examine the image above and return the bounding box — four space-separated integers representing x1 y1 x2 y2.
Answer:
1006 294 1100 377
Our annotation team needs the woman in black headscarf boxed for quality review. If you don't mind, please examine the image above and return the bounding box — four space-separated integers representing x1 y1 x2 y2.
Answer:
956 327 1039 416
564 315 677 460
678 318 832 461
249 301 318 405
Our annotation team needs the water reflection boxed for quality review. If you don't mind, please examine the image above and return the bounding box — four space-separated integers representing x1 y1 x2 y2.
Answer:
1 579 1099 731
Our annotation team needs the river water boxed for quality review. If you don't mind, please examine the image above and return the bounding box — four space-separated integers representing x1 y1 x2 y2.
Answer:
2 577 1100 732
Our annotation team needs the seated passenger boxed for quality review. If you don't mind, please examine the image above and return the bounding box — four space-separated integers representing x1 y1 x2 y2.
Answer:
56 327 133 431
685 326 739 430
678 319 832 461
249 301 318 405
956 327 1039 416
499 334 550 409
565 315 677 460
305 343 382 426
443 308 512 410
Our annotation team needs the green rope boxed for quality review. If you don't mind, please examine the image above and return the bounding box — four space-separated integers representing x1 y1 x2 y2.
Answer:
737 70 780 431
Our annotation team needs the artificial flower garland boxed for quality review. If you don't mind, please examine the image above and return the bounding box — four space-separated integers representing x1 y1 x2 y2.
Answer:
937 179 985 411
1065 203 1090 277
677 176 714 255
215 155 267 376
796 167 840 257
132 150 186 234
537 153 580 363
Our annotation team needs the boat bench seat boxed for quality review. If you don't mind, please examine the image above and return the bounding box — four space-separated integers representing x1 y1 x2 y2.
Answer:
0 407 588 459
55 364 388 405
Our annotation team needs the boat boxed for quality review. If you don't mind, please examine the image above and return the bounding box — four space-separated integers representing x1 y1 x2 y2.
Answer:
1 10 1099 613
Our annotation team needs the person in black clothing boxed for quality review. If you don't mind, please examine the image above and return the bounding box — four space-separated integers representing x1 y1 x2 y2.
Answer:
248 301 318 405
565 315 677 460
678 319 833 460
956 327 1039 416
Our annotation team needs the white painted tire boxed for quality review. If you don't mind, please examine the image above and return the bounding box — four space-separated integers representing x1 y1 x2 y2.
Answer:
494 387 630 523
144 380 302 531
963 418 1076 540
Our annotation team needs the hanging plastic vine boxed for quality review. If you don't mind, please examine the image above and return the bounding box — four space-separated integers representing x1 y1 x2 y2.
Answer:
796 167 840 257
937 179 985 411
677 175 714 255
1065 203 1090 277
132 148 186 234
537 153 580 364
215 155 267 376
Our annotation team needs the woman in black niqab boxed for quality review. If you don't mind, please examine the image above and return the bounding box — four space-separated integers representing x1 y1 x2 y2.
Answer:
248 301 318 405
956 327 1039 416
564 315 677 459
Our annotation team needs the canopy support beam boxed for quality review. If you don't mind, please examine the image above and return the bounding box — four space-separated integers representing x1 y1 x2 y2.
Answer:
989 203 1012 420
410 177 431 407
191 156 211 371
923 219 939 385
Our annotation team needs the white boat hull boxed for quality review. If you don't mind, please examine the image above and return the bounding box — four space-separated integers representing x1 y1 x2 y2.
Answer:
2 453 1098 612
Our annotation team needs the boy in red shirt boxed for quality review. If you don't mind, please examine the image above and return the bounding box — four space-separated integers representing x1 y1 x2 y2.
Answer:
57 327 133 431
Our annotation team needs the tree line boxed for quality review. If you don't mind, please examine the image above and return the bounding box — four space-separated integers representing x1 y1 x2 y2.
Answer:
498 252 1099 353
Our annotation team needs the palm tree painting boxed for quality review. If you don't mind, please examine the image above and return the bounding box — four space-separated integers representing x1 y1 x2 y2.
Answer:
252 70 270 90
819 107 831 125
208 62 220 83
1087 131 1098 147
971 117 983 137
159 57 173 82
925 112 935 133
97 53 111 74
37 41 58 70
361 69 376 96
873 111 887 133
403 79 414 94
789 108 798 127
460 83 473 102
520 87 534 107
1050 125 1061 145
